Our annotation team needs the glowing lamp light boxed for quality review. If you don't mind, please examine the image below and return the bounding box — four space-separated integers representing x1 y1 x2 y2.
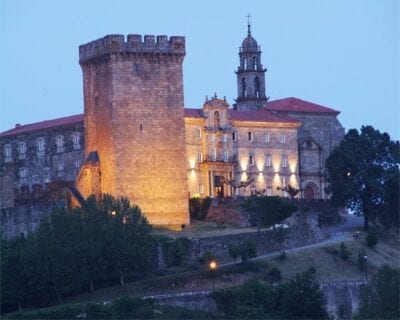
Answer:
111 211 116 216
209 260 218 270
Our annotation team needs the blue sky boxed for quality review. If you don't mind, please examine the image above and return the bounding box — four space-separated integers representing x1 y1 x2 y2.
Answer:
1 0 399 139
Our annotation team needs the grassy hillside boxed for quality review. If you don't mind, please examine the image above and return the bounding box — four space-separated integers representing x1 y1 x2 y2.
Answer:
57 230 399 306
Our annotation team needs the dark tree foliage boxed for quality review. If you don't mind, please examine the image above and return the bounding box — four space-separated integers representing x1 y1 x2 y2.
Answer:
326 126 400 230
357 264 400 319
1 194 153 312
212 268 328 319
7 296 215 319
242 195 297 229
189 196 212 220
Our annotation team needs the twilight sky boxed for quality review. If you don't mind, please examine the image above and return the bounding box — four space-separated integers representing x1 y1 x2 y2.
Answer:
1 0 399 140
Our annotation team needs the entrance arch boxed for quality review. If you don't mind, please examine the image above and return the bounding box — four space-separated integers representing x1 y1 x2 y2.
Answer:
304 182 318 200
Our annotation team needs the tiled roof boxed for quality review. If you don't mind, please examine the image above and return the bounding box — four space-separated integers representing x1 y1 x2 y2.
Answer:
3 98 332 137
265 97 340 115
229 109 299 123
184 108 203 118
0 114 84 137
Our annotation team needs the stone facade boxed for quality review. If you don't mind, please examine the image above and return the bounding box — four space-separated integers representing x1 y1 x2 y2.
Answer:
185 96 300 198
78 34 189 225
0 116 84 210
0 28 345 236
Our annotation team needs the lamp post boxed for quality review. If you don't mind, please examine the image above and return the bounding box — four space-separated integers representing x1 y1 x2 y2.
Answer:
209 260 218 292
363 255 368 281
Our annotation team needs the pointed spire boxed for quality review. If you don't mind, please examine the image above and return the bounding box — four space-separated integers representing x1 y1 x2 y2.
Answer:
246 13 252 36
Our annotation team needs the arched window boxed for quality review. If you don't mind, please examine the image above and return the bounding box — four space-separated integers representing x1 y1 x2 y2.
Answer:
242 78 247 97
254 76 260 98
214 111 220 128
242 57 247 70
252 56 257 70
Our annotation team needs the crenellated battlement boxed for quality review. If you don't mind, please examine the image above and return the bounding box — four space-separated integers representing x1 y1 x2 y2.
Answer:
79 34 185 65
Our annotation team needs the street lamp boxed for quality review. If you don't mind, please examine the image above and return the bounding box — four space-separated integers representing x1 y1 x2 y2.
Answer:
209 260 218 292
363 255 368 281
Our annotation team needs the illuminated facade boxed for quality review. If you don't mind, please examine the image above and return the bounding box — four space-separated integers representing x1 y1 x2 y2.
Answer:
185 96 301 198
0 27 344 231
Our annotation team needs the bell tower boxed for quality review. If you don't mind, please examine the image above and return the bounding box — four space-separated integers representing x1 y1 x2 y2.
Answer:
235 19 268 111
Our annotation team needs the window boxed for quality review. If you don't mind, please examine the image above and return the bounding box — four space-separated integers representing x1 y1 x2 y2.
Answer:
254 76 260 98
211 148 217 161
242 57 247 70
249 154 255 166
4 144 12 160
211 134 215 142
265 154 272 167
74 159 81 169
214 111 220 128
72 132 81 149
242 78 247 97
37 138 45 152
281 132 286 144
264 132 270 143
57 161 64 172
232 131 237 141
224 150 229 162
266 187 272 196
94 95 99 108
248 131 253 142
223 134 228 143
19 167 27 179
56 135 64 152
18 142 26 155
198 151 203 163
252 56 257 70
199 184 204 194
196 128 202 140
282 155 288 168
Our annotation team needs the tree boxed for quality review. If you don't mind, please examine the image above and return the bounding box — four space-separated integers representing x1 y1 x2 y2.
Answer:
279 267 328 319
227 243 241 263
357 264 400 319
271 224 290 253
326 126 400 230
242 196 296 229
212 268 328 319
277 184 302 200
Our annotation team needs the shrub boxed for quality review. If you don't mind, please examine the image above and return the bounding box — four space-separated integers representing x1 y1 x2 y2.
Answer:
239 240 257 263
339 242 351 261
197 249 217 265
357 264 400 319
200 197 212 219
162 237 190 267
265 267 282 283
189 196 212 220
365 230 378 248
228 243 241 263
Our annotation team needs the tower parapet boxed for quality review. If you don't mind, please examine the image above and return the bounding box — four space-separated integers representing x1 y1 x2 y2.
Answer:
79 34 185 65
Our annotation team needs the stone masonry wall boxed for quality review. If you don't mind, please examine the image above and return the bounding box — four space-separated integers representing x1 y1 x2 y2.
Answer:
79 35 189 225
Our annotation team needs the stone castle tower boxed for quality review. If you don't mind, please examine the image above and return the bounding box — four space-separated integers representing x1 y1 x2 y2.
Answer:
235 23 268 111
77 34 189 225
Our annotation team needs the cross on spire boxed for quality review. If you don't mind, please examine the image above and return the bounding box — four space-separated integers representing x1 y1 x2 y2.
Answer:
246 13 252 35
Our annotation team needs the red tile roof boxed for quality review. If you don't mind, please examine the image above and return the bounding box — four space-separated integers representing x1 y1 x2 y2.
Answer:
2 97 334 137
184 108 203 118
229 109 299 123
265 97 340 115
0 114 84 137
